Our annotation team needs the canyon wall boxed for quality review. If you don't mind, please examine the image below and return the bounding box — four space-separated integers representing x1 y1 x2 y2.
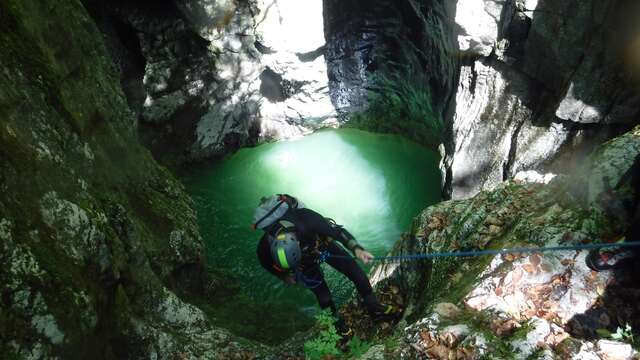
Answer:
0 0 263 357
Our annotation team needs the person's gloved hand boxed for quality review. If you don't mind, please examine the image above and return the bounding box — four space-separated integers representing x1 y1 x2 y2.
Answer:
355 248 374 264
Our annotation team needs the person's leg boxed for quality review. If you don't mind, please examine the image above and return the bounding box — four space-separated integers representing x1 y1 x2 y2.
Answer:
626 203 640 255
587 204 640 272
324 242 373 298
303 265 336 313
323 242 394 315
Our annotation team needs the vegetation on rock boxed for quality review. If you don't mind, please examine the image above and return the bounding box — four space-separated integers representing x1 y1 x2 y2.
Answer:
347 66 444 149
0 0 264 357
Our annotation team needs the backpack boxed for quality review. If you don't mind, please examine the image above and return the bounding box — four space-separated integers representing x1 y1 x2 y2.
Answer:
252 194 305 230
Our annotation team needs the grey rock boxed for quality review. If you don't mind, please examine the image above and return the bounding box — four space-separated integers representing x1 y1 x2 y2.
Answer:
581 126 640 205
360 344 386 360
323 0 458 118
449 58 542 198
443 0 640 199
39 191 101 264
1 1 265 356
90 0 339 164
371 127 639 360
596 340 636 360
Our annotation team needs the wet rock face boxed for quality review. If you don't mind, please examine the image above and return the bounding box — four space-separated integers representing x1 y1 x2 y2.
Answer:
84 0 640 179
84 0 260 165
446 0 640 199
323 0 459 117
0 0 264 357
321 0 640 199
369 126 640 359
87 0 338 166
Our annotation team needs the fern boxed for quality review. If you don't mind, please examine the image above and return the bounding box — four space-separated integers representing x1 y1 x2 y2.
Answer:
303 310 341 360
303 310 372 360
347 336 370 358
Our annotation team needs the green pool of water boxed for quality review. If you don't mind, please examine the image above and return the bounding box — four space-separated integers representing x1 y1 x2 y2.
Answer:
182 128 441 341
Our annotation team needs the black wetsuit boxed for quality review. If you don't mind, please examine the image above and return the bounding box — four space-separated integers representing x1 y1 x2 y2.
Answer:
625 155 640 251
256 207 375 312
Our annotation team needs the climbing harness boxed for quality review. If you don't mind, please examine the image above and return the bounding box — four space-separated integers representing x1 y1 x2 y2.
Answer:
328 241 640 263
294 269 324 289
317 250 331 263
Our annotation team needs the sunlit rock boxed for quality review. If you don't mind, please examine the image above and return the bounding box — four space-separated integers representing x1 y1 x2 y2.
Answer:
597 340 636 360
464 251 610 324
444 0 640 199
100 0 337 164
450 59 542 199
454 0 502 56
514 170 556 184
371 126 640 358
0 0 265 356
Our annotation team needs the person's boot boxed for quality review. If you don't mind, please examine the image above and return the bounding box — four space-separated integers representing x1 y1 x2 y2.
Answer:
334 317 353 338
586 246 636 271
363 293 399 320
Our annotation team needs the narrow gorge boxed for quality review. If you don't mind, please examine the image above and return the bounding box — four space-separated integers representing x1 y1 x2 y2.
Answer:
1 0 639 359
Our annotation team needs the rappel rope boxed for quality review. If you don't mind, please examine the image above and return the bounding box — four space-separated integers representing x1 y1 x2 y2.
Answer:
326 241 640 263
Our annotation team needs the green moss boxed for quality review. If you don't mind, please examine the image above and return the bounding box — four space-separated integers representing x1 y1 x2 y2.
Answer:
186 277 315 344
0 0 245 356
346 66 444 149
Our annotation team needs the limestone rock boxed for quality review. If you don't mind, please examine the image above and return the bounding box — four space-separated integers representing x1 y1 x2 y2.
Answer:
359 344 386 360
89 0 337 165
370 127 640 360
597 340 636 360
444 0 640 199
454 0 503 57
0 0 264 357
581 126 640 205
323 0 458 118
434 302 462 319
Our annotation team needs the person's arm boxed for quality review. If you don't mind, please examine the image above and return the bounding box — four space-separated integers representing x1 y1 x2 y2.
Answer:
298 209 374 263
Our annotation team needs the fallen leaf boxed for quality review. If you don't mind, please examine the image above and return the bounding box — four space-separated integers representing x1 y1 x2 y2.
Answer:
503 253 522 262
522 264 537 274
512 268 524 283
560 258 575 266
540 263 553 273
529 253 541 267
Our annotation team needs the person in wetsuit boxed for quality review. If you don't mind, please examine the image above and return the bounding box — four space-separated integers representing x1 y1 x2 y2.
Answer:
255 195 389 316
587 154 640 271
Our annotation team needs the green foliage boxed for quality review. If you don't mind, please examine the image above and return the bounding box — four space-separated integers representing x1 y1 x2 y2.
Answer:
347 336 371 359
612 324 635 343
303 310 372 360
347 66 444 148
304 310 342 360
525 348 546 360
598 324 637 346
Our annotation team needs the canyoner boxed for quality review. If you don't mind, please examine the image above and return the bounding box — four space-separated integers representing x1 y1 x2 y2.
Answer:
253 194 400 335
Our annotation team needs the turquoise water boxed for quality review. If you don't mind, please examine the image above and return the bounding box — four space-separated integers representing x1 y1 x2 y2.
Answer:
182 128 441 338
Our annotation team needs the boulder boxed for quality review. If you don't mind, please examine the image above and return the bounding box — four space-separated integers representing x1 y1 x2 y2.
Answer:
370 126 640 359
